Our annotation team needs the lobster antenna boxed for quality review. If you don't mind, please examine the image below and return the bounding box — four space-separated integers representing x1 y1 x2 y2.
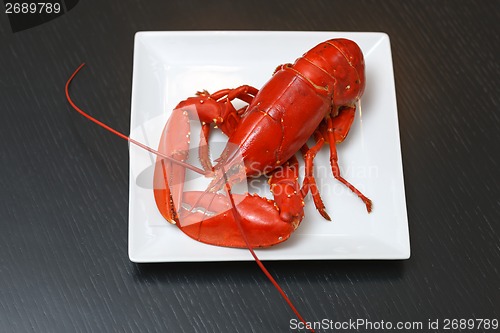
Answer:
65 63 208 176
66 63 313 333
220 169 315 333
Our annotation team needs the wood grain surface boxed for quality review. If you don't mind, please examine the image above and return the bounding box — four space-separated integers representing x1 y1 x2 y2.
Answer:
1 1 498 332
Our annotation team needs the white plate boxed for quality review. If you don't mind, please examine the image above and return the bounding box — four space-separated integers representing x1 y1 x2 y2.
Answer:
128 31 410 262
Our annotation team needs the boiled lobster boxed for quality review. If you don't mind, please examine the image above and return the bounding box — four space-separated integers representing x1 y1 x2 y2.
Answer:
66 38 371 333
153 38 371 249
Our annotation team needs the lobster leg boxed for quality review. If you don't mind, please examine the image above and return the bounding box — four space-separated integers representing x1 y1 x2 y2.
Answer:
177 155 304 248
300 142 331 221
199 122 212 172
323 107 373 212
196 85 259 172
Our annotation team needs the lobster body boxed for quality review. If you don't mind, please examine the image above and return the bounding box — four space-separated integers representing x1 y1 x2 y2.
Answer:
153 39 370 248
219 39 366 177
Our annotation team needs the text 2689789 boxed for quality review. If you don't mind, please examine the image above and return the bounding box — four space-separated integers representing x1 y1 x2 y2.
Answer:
5 2 61 14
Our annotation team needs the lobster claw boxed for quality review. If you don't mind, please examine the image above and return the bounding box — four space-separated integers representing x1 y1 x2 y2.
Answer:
174 155 305 248
177 191 296 248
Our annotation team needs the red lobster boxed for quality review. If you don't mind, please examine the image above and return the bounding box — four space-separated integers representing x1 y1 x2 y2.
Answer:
153 38 371 249
66 38 371 333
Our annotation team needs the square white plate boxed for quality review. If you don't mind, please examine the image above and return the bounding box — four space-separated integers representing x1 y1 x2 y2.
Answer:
128 31 410 262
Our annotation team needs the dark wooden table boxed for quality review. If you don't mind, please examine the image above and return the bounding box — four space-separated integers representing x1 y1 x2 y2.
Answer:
1 1 498 332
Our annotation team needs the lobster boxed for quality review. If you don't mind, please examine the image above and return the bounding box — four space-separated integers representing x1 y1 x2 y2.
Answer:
65 38 371 333
153 38 371 249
